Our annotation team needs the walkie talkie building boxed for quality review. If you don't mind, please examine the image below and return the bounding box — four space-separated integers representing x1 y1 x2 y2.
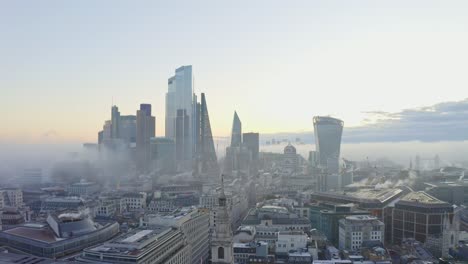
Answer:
313 116 344 174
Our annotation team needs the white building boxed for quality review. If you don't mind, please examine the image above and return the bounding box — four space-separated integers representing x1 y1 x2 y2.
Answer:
67 180 99 196
122 192 147 211
0 189 23 209
80 227 190 264
338 215 384 251
96 200 116 218
276 230 308 254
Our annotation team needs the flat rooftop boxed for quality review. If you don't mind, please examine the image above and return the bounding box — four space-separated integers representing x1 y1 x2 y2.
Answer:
86 226 173 257
400 191 446 204
311 188 403 207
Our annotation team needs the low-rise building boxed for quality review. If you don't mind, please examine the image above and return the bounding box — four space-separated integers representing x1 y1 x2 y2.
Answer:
140 207 210 264
67 180 100 196
339 215 385 251
241 205 311 246
79 226 190 264
276 231 308 255
233 241 271 264
122 192 147 211
0 211 119 258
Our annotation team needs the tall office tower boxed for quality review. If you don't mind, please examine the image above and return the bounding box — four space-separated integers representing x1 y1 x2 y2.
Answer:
139 103 151 116
111 105 120 139
136 104 155 173
198 93 218 173
175 109 190 167
165 66 194 156
434 154 440 170
415 155 421 171
119 115 137 144
313 116 344 174
210 176 234 264
102 120 112 141
192 93 199 156
242 133 259 160
230 111 242 147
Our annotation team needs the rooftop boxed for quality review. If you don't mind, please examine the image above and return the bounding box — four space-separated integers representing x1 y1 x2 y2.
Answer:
345 215 379 221
4 226 59 243
311 188 403 207
399 191 447 204
86 226 175 257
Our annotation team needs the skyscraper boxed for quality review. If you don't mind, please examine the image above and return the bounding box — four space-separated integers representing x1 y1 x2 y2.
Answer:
165 66 194 156
139 103 152 116
111 105 120 139
197 93 218 173
230 111 242 147
242 132 259 160
119 115 137 144
313 116 343 174
136 104 155 173
175 109 190 167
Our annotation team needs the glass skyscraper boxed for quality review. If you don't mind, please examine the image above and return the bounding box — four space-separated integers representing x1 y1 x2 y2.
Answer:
313 116 344 174
165 66 195 167
230 111 242 147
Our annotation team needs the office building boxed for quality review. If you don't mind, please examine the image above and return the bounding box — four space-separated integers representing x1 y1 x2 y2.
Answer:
197 93 218 174
313 116 343 175
111 105 120 139
338 215 385 251
283 143 299 174
140 207 210 264
243 132 259 161
166 66 195 158
122 192 147 211
275 231 308 255
309 203 370 245
0 188 23 208
231 111 242 147
310 187 403 219
233 241 272 264
80 226 189 264
119 115 137 144
136 104 155 173
150 137 176 173
390 191 454 245
67 180 99 197
175 109 190 168
0 211 119 258
241 205 311 246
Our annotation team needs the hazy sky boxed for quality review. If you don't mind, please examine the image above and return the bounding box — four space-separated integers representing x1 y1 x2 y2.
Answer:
2 0 468 143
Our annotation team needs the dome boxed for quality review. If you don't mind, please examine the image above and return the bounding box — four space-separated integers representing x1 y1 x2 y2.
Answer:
284 143 296 154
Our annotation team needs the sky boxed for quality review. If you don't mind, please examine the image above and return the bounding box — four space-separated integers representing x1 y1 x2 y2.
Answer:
2 0 468 143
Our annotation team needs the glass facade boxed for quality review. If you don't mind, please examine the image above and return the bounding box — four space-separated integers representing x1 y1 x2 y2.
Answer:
313 116 343 174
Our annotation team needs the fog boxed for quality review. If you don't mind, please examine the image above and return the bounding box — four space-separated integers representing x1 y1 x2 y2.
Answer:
2 139 468 184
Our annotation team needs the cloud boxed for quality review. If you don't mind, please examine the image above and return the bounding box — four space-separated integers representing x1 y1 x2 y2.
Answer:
261 98 468 143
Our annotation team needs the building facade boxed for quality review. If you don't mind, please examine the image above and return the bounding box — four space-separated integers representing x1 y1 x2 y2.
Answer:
313 116 343 175
338 215 385 251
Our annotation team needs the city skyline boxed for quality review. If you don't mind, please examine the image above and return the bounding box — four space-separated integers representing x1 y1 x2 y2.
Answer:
3 1 468 143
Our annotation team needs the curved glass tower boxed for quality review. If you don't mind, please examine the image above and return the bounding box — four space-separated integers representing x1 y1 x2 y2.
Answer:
313 116 344 174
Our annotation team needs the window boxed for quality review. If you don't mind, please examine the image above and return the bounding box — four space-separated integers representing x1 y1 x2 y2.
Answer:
218 247 224 259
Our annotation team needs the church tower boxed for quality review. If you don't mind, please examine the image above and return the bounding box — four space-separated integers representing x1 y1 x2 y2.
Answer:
210 175 233 264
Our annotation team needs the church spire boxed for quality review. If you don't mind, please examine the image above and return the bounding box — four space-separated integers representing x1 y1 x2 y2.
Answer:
210 174 233 264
